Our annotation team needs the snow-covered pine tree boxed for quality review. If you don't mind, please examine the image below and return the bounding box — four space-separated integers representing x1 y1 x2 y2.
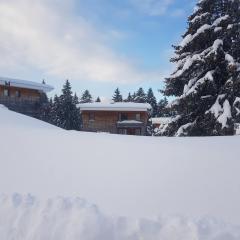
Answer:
157 97 169 117
37 92 51 122
96 96 101 102
134 87 147 103
112 88 123 102
80 90 93 103
147 88 158 117
162 0 240 136
132 92 136 101
57 80 81 130
229 0 240 126
73 93 79 105
124 92 133 102
50 95 61 127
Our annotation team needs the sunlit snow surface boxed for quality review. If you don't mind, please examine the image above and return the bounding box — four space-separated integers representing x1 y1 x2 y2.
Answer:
1 194 240 240
0 105 240 239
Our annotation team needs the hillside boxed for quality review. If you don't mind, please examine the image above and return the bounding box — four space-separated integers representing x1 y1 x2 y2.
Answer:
0 106 240 239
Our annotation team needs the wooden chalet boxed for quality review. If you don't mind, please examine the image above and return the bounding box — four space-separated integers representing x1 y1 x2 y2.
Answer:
79 102 152 136
0 77 54 117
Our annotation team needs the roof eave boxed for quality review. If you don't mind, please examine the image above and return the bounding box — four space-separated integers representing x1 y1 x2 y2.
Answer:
80 108 150 112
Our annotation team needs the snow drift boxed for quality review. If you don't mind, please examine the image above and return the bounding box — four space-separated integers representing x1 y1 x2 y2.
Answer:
1 194 240 240
0 106 240 239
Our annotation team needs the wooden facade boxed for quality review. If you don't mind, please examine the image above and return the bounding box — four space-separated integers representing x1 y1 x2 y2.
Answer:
81 110 149 136
0 85 41 100
0 85 42 117
0 78 53 117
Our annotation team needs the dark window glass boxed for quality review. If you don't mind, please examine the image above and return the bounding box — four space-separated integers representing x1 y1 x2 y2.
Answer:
119 113 128 121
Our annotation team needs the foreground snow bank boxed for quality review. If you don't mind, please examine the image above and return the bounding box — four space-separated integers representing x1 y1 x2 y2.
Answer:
1 194 240 240
1 106 240 239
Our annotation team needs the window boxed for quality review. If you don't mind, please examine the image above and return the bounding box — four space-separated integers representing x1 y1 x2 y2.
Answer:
89 112 95 121
15 90 21 98
119 113 128 121
3 89 10 97
136 113 141 121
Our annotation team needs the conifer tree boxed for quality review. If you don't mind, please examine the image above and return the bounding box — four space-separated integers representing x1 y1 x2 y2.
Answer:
132 92 136 102
161 0 240 136
53 80 81 130
147 88 158 117
38 93 51 122
96 96 101 102
157 97 169 117
112 88 123 102
80 90 93 103
134 87 147 103
73 93 79 105
50 95 61 127
125 92 133 102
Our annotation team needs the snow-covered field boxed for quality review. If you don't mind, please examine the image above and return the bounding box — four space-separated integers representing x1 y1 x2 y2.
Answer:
1 105 240 239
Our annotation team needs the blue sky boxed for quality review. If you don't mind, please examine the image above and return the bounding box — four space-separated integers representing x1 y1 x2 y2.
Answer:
0 0 197 101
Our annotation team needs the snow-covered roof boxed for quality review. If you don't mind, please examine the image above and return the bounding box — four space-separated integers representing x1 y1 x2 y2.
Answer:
151 117 172 125
79 102 152 112
117 120 143 125
0 77 54 92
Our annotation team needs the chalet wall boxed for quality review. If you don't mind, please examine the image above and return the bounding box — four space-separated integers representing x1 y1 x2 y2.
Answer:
0 85 42 117
0 86 40 99
81 111 149 135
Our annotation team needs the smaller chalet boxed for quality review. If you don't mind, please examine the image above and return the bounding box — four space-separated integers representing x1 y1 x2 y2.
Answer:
79 102 152 136
0 77 54 117
151 117 172 129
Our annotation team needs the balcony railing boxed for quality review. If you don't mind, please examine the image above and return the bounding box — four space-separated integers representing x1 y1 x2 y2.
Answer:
116 120 144 128
0 96 41 116
0 96 40 105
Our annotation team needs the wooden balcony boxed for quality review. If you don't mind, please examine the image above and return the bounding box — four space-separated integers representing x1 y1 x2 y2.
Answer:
116 120 144 128
0 96 40 104
0 96 41 117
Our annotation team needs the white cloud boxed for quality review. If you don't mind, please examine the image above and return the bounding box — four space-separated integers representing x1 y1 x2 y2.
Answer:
130 0 174 16
0 0 160 84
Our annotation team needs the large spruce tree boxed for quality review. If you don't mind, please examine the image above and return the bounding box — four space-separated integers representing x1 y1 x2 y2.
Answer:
60 80 81 130
112 88 123 102
162 0 240 136
52 80 81 130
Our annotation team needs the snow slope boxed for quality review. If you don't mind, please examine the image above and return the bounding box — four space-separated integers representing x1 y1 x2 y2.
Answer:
0 105 58 130
0 106 240 239
1 194 240 240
